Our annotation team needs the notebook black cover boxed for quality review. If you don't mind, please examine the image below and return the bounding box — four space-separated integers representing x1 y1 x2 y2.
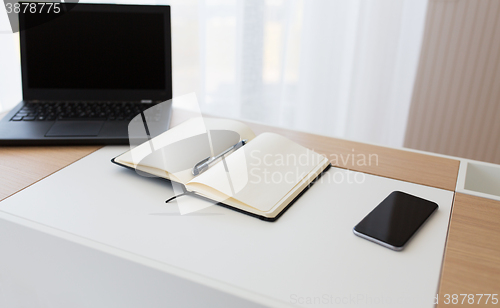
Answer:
111 156 331 222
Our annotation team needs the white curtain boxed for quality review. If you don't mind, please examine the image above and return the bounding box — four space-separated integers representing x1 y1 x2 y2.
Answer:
0 0 428 147
0 16 22 115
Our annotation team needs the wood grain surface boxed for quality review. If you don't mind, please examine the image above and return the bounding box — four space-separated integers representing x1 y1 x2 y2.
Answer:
437 193 500 307
0 111 100 200
0 145 100 201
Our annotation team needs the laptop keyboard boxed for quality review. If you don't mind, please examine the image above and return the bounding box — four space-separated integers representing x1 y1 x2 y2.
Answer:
10 101 162 122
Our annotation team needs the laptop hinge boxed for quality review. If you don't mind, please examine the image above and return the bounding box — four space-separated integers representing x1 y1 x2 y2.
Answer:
141 100 153 104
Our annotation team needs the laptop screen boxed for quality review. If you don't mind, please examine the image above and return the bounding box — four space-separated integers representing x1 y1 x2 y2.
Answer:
19 3 172 101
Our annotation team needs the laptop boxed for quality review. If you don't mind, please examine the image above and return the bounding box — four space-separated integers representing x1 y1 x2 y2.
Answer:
0 3 172 145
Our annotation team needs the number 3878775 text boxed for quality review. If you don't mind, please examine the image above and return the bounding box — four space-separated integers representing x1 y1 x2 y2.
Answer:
5 2 61 14
442 294 498 305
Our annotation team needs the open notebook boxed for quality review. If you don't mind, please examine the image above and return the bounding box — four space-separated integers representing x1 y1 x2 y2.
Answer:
112 117 331 221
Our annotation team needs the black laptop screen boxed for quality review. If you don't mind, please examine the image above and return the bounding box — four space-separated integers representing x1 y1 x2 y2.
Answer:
22 7 167 91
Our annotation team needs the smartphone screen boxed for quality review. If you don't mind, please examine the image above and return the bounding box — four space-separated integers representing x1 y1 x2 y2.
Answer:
353 191 438 251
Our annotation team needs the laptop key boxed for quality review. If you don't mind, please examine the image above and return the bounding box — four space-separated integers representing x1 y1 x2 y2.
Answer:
11 116 23 121
23 116 36 121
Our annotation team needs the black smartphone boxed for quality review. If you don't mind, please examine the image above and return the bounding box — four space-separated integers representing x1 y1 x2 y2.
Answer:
353 191 438 251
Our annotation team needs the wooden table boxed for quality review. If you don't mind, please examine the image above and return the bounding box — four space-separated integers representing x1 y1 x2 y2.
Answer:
1 108 498 306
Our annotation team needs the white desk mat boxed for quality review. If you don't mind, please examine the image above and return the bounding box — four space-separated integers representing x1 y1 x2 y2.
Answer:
0 146 453 307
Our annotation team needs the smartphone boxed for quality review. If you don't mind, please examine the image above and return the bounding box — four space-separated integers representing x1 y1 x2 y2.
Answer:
353 191 438 251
